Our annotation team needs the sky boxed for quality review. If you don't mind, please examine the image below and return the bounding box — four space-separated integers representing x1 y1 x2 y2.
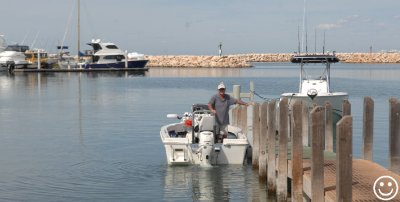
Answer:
0 0 399 55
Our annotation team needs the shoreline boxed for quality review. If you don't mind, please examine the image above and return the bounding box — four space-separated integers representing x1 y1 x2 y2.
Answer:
145 53 400 68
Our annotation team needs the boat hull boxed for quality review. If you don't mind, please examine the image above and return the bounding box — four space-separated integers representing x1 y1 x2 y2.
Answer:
160 123 248 166
281 92 348 113
85 60 148 69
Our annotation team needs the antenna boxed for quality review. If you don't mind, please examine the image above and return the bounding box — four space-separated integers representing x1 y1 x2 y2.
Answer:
305 30 308 54
323 31 326 54
301 0 307 53
297 25 301 54
314 28 317 53
77 0 81 62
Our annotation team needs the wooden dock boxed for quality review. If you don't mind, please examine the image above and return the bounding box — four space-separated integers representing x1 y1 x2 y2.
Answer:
231 88 400 201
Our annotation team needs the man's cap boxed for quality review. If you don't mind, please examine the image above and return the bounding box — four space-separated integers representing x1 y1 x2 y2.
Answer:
217 82 226 90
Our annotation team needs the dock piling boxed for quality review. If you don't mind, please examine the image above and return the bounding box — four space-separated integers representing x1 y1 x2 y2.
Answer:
362 97 374 161
336 115 353 202
302 103 310 146
310 106 325 201
342 100 351 116
291 100 304 202
267 100 277 195
325 101 333 152
252 103 260 169
389 97 400 173
259 102 269 181
277 98 288 201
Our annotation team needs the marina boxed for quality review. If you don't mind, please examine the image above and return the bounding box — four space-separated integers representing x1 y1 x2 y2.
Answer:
1 0 400 200
1 63 400 201
13 67 149 73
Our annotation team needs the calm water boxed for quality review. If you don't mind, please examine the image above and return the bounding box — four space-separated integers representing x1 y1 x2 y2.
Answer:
0 63 399 201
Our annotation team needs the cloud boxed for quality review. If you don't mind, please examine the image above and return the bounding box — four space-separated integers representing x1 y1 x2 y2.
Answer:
317 15 371 30
317 23 342 30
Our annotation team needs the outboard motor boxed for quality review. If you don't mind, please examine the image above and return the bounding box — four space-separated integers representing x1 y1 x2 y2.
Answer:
197 131 214 167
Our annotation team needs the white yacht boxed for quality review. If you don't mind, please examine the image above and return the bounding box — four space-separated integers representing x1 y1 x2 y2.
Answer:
58 39 148 69
281 54 348 117
160 104 249 166
0 44 29 71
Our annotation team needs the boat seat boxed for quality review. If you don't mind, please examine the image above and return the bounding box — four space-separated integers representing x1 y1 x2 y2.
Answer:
198 116 215 132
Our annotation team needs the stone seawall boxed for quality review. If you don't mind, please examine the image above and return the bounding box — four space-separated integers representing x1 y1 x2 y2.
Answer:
145 53 400 68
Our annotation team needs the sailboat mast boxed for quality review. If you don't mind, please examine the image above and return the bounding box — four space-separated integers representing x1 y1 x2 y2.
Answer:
301 0 306 53
77 0 80 62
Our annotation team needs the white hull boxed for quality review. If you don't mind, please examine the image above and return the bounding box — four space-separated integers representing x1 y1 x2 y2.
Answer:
281 92 348 113
160 122 248 166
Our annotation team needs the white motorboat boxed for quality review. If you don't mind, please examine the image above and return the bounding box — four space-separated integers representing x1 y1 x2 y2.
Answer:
57 39 148 69
84 39 148 69
160 104 249 166
0 44 29 71
281 54 348 117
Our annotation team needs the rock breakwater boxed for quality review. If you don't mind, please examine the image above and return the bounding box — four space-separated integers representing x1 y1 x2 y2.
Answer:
145 53 400 68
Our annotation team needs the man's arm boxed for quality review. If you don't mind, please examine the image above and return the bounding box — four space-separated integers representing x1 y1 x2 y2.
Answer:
236 99 249 106
208 102 217 114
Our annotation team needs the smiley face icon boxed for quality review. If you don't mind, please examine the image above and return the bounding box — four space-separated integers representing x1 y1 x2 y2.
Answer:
373 176 399 201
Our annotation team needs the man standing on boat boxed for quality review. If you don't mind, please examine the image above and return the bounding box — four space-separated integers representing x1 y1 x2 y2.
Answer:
208 82 249 142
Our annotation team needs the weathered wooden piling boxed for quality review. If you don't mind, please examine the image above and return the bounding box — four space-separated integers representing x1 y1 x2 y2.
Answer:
302 102 310 146
362 97 374 161
325 101 333 152
311 106 325 201
336 115 353 202
252 103 260 169
236 106 243 131
239 105 247 134
342 100 351 116
267 100 277 194
259 102 269 181
291 100 303 202
231 106 239 127
389 97 400 173
277 97 288 201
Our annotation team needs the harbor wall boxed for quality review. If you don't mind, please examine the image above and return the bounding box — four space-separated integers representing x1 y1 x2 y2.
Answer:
145 53 400 68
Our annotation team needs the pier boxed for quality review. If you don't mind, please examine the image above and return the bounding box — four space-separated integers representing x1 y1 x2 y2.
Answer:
230 85 400 201
12 67 149 73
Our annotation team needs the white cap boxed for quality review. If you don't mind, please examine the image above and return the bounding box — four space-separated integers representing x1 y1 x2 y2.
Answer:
217 82 226 89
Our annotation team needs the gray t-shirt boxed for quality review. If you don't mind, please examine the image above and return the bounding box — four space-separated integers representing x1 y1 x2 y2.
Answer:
208 94 237 126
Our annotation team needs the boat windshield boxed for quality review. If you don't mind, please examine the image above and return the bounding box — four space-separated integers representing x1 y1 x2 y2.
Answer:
105 45 118 49
302 64 328 80
5 45 29 52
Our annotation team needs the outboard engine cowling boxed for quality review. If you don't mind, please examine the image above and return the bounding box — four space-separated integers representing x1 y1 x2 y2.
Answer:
197 131 214 166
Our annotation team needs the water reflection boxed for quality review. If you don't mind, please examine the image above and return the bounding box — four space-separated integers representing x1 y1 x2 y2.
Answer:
146 63 400 80
163 165 267 201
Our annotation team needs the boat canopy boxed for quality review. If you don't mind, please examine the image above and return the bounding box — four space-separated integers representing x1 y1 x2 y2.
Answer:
291 54 339 63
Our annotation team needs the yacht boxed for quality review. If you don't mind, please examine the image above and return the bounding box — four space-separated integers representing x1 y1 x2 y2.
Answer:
84 39 148 69
0 44 29 70
25 49 56 69
58 39 148 69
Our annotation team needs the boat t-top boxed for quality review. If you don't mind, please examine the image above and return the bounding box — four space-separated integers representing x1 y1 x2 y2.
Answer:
281 53 348 117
